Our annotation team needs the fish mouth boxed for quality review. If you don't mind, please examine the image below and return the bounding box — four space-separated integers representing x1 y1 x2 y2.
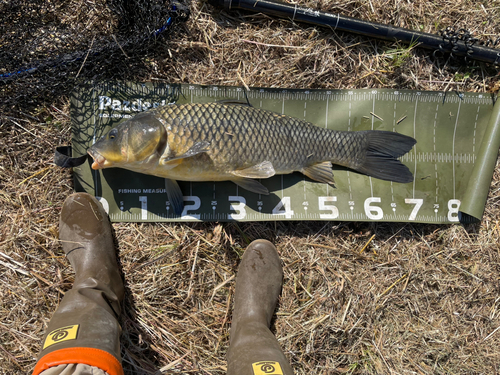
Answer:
87 149 107 170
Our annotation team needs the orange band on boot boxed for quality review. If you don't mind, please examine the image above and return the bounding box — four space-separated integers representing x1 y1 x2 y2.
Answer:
32 347 124 375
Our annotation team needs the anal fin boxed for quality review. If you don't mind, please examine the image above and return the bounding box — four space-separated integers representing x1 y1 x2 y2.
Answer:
231 178 269 195
302 161 335 186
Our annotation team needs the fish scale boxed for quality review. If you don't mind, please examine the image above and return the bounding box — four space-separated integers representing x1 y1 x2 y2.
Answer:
155 103 370 173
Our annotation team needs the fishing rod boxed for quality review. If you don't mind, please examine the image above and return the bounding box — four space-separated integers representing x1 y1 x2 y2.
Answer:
208 0 500 65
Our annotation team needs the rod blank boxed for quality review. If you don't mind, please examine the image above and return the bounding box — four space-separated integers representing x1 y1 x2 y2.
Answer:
208 0 500 65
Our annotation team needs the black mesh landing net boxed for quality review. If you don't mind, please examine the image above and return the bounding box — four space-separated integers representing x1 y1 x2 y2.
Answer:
0 0 189 114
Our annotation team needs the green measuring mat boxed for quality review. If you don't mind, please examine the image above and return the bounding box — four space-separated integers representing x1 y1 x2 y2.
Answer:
70 83 500 223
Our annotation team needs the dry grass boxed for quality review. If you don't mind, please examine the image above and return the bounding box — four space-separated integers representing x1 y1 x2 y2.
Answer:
1 0 500 374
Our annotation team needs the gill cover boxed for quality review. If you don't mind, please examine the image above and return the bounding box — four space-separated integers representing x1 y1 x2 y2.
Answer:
89 112 166 167
123 112 167 162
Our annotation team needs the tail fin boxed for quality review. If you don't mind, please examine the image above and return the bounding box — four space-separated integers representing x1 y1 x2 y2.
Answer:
356 131 416 183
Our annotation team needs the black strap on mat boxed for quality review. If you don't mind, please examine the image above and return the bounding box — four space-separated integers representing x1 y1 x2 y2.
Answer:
54 146 88 168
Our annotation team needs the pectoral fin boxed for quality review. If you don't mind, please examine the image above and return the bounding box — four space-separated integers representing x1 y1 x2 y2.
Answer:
231 178 269 195
161 141 210 164
165 178 184 215
302 161 336 186
230 161 275 179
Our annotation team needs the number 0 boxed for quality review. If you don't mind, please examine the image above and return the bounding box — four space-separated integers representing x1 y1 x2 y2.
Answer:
96 196 109 214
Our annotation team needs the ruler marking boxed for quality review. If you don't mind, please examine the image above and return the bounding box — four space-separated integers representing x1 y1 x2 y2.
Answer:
348 96 352 131
369 96 375 197
372 96 375 130
434 104 439 203
393 102 396 132
303 177 307 201
452 100 462 199
325 96 329 129
347 172 353 201
473 106 480 154
412 97 418 199
390 101 396 205
281 175 284 198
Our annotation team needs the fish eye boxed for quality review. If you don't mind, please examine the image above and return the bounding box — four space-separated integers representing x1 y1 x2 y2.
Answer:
109 129 117 140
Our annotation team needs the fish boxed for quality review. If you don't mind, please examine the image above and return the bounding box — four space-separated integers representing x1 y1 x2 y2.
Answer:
88 102 416 215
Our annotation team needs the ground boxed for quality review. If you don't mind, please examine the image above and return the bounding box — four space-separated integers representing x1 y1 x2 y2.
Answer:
1 0 500 374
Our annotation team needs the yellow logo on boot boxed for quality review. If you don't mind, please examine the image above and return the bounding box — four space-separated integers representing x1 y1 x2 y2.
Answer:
43 325 80 349
252 361 283 375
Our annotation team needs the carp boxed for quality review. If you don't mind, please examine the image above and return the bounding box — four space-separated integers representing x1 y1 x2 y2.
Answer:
88 102 416 214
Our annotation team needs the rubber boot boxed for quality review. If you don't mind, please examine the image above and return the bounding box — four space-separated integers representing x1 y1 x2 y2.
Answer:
227 240 294 375
33 193 125 375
